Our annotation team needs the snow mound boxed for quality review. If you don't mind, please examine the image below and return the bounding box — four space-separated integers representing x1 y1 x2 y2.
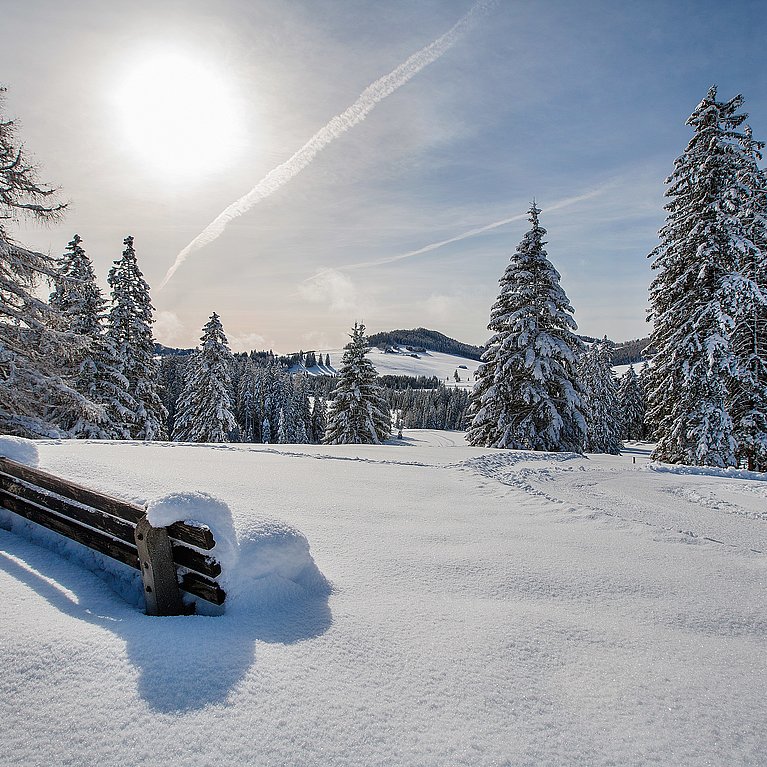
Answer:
147 492 238 575
0 436 39 467
229 518 331 610
147 492 330 613
648 462 767 482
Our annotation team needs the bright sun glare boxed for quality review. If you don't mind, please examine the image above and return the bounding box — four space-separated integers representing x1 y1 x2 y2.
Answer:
116 52 242 178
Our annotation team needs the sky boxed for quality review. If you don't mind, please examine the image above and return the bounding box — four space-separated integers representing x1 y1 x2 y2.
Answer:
2 0 766 353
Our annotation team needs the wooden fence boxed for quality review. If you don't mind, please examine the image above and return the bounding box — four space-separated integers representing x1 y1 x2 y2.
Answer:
0 456 225 615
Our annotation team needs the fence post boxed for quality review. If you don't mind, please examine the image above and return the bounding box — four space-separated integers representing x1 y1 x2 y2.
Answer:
134 516 184 616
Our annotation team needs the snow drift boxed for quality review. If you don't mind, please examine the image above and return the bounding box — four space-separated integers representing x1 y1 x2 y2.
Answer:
0 442 330 614
147 491 330 612
0 435 40 467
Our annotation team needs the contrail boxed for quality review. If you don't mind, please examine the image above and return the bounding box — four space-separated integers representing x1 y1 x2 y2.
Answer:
160 0 496 289
307 187 607 280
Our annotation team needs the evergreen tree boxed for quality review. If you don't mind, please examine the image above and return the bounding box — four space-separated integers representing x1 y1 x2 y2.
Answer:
324 322 391 444
0 86 79 437
618 365 646 441
158 353 189 438
262 417 271 444
107 236 167 440
49 235 133 438
172 312 236 443
277 407 288 444
646 87 764 467
728 126 767 470
293 374 312 442
638 363 655 441
579 343 622 453
310 396 327 443
466 203 586 451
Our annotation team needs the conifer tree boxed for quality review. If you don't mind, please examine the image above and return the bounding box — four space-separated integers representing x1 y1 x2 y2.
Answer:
310 396 327 443
0 86 78 437
49 235 133 438
647 87 763 467
293 374 312 442
579 343 622 453
172 312 236 443
618 365 646 441
728 126 767 470
324 322 391 444
107 236 167 440
262 417 271 444
466 203 586 452
277 408 288 444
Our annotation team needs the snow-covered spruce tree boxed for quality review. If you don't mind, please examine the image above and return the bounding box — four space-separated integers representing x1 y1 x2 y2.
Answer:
107 236 167 440
618 365 646 441
0 86 82 437
728 126 767 470
310 396 327 443
324 322 391 445
466 203 586 452
172 312 236 443
579 342 621 454
49 235 134 438
647 87 765 467
292 374 312 444
276 408 288 444
236 359 258 442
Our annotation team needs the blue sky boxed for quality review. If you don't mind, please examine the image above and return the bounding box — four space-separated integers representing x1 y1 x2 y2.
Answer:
2 0 766 351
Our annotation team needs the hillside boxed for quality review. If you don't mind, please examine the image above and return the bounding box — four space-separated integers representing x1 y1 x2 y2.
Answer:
366 328 485 360
297 346 480 389
1 436 765 766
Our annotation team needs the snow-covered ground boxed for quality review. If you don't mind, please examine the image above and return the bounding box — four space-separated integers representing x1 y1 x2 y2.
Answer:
613 360 650 378
306 346 481 388
1 434 766 766
310 346 643 386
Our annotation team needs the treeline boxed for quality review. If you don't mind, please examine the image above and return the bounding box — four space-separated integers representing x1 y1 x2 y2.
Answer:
367 328 485 360
388 387 470 431
160 354 471 440
609 337 652 366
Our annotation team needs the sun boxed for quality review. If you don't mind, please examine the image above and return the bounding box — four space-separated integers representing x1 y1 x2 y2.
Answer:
115 51 243 178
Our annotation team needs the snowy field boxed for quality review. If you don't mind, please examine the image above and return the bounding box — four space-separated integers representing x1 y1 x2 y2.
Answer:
311 346 480 388
1 433 766 767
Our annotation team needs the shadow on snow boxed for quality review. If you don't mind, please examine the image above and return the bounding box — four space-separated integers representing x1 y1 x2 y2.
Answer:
0 529 332 714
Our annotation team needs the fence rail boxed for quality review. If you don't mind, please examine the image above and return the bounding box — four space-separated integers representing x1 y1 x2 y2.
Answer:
0 456 226 614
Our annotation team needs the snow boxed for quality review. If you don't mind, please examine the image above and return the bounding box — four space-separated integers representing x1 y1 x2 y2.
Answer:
0 435 39 467
304 346 481 388
1 435 765 766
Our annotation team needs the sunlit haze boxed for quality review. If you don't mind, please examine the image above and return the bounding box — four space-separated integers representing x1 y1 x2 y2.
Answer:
114 50 244 178
2 1 765 352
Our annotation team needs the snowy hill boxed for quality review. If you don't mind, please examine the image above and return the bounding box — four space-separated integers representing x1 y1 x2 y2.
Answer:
1 435 765 766
297 346 481 388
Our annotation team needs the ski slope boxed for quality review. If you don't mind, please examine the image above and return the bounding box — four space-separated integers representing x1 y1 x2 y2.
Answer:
1 435 765 767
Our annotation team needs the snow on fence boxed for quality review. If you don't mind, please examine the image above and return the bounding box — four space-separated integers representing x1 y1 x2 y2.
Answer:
0 456 225 615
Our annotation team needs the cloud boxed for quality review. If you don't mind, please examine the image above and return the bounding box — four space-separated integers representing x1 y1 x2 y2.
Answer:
301 330 334 351
154 311 185 346
228 332 269 353
299 268 365 313
337 187 608 273
424 294 454 322
158 0 497 288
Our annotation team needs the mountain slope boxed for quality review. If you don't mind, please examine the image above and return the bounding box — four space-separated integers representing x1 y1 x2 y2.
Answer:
367 328 484 360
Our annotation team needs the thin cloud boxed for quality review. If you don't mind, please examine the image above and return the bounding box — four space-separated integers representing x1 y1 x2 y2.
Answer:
159 0 497 289
334 187 608 274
